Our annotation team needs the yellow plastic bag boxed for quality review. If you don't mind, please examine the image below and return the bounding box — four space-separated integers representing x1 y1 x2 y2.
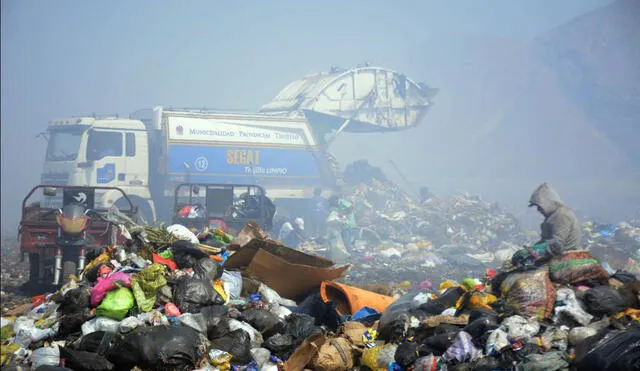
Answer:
0 343 20 365
82 252 111 276
361 346 384 371
456 290 498 311
213 279 228 303
131 264 167 312
439 280 458 292
208 349 232 370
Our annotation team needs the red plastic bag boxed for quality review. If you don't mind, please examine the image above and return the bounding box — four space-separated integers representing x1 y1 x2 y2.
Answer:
153 253 177 271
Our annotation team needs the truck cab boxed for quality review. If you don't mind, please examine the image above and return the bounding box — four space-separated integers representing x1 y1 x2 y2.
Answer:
41 117 154 221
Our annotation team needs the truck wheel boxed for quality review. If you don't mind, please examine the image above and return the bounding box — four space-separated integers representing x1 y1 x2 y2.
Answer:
28 253 41 283
61 260 77 285
135 200 154 225
115 197 154 225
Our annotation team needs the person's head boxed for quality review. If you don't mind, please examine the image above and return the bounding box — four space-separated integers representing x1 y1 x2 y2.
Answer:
313 187 322 197
294 217 304 230
528 182 563 217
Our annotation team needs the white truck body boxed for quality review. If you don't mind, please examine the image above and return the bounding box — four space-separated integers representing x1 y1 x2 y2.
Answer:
40 108 334 222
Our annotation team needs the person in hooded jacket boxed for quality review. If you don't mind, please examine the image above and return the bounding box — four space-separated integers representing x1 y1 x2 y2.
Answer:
512 183 581 267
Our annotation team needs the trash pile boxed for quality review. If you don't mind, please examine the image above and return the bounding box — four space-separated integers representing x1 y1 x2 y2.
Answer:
582 219 640 273
1 238 31 314
1 214 640 370
316 160 538 287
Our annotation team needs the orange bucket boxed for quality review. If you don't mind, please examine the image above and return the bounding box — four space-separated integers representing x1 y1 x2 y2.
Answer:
320 281 396 315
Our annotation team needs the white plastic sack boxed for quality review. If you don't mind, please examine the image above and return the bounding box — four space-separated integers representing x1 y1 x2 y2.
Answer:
411 293 432 310
81 317 120 336
251 348 275 369
258 283 296 307
222 270 243 300
137 310 169 326
13 318 58 347
229 319 263 349
440 308 457 316
31 346 60 368
1 317 12 328
119 316 144 334
500 315 540 341
271 304 293 320
568 327 598 345
380 248 402 258
486 329 509 356
166 224 199 244
541 326 569 352
554 288 593 326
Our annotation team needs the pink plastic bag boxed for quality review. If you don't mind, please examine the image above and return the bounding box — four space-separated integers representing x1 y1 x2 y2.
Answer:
91 272 132 307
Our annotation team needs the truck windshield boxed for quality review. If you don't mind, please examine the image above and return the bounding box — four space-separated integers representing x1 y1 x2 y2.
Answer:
45 127 85 161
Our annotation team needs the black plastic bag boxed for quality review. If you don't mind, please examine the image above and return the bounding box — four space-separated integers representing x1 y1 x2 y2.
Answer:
434 324 463 335
58 287 91 315
263 333 296 360
172 242 208 269
78 331 119 355
611 271 638 284
378 292 429 342
619 280 640 309
209 329 252 365
582 286 628 316
57 310 94 337
468 308 499 324
285 313 321 340
463 317 498 346
240 308 284 337
173 277 224 313
59 347 115 371
106 325 200 371
574 329 640 371
193 257 222 281
418 287 465 316
498 343 542 368
294 292 341 330
417 343 443 357
422 331 459 353
395 341 419 367
201 305 231 339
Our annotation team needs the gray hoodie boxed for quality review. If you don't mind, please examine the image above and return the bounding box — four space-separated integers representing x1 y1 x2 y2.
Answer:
529 183 581 256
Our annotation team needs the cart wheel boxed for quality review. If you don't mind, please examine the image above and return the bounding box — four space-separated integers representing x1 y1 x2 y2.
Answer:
28 253 41 283
61 260 78 284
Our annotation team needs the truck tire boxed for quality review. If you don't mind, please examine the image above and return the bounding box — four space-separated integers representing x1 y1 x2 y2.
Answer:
135 200 154 225
61 260 77 285
28 253 41 283
115 197 154 225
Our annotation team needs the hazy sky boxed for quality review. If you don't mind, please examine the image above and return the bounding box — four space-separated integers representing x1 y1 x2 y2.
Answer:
1 0 616 236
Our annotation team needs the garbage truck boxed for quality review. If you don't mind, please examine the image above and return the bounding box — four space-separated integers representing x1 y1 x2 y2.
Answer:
38 66 438 223
40 108 334 223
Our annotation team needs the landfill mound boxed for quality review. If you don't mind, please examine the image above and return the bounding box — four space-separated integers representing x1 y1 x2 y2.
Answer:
323 160 538 287
2 161 640 370
1 217 640 370
1 239 31 313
